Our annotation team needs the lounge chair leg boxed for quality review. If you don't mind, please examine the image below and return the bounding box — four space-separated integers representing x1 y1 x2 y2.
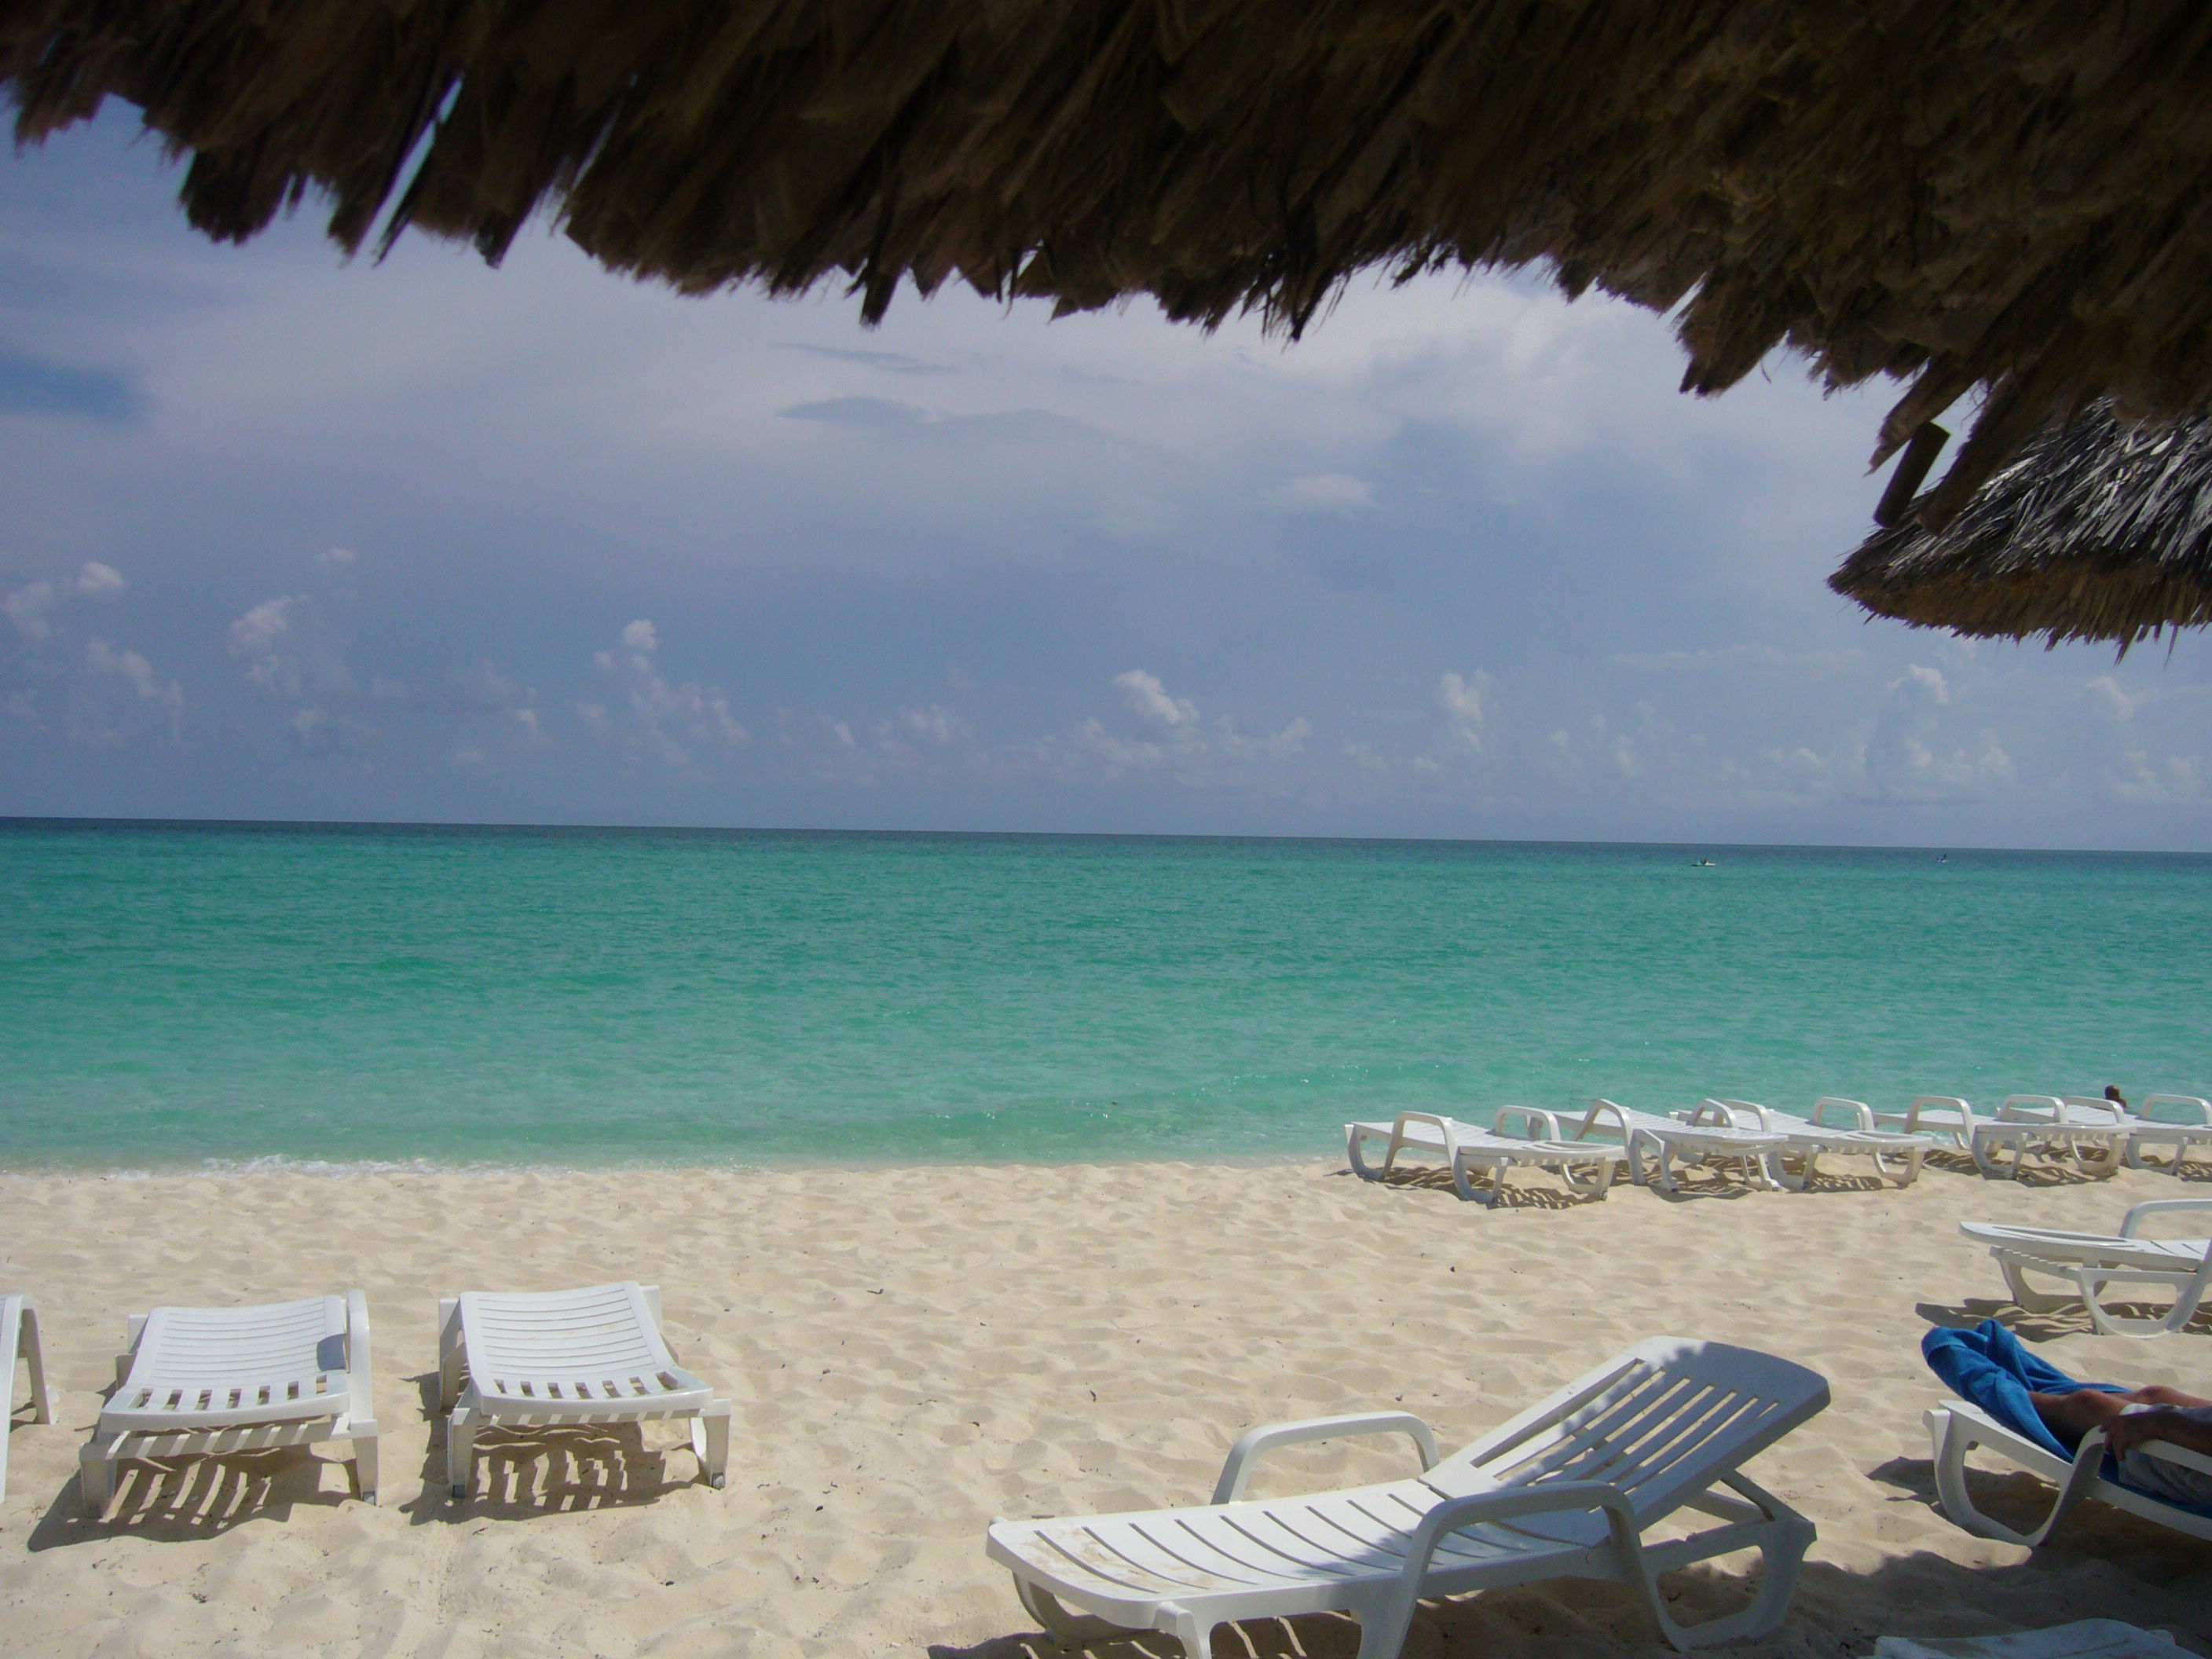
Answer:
1561 1160 1613 1199
21 1305 53 1424
79 1437 117 1517
1876 1147 1923 1188
2078 1272 2205 1338
1928 1408 2095 1547
1646 1517 1813 1650
694 1401 731 1488
1974 1136 2020 1179
1453 1155 1503 1206
1160 1603 1213 1659
446 1405 477 1501
1998 1255 2077 1314
2073 1138 2122 1178
350 1422 379 1505
1014 1579 1144 1653
1626 1478 1814 1650
437 1298 465 1412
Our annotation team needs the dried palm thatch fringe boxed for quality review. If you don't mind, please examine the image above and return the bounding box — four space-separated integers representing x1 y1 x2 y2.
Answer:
1831 402 2212 650
9 2 2212 525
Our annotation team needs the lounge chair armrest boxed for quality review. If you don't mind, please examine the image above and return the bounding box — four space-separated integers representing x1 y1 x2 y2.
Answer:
2137 1437 2212 1477
1413 1479 1635 1534
1364 1482 1636 1659
1811 1097 1875 1130
1697 1098 1772 1130
345 1289 374 1415
1493 1106 1562 1141
2119 1198 2212 1238
2137 1095 2212 1126
1210 1412 1440 1504
1571 1100 1631 1143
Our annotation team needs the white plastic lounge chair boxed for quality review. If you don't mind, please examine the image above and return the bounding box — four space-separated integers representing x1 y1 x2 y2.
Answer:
1694 1099 1930 1189
1926 1399 2212 1545
438 1280 730 1500
2123 1095 2212 1172
1344 1111 1628 1205
1959 1199 2212 1336
1562 1100 1786 1193
1970 1096 2130 1180
987 1336 1827 1659
81 1291 378 1513
2 1295 55 1503
1870 1096 1978 1150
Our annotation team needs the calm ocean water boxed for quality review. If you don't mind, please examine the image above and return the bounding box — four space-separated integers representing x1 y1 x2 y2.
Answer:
1 820 2207 1171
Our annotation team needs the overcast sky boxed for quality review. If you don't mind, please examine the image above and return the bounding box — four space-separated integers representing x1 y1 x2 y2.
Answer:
3 110 2209 849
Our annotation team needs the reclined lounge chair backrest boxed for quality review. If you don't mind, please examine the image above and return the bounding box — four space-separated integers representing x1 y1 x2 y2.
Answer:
1424 1337 1829 1524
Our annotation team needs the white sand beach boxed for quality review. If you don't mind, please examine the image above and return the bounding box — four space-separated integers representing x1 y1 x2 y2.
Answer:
1 1154 2207 1658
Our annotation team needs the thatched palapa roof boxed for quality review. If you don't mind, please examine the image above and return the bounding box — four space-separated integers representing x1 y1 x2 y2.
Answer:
9 2 2212 522
1831 401 2212 649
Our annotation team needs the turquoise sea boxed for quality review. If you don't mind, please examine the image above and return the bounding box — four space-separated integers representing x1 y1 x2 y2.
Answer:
1 820 2207 1170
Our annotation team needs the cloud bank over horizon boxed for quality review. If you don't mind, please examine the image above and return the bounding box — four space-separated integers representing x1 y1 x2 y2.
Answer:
2 112 2210 851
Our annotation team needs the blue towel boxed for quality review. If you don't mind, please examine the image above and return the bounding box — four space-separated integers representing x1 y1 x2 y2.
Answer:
1921 1320 2125 1459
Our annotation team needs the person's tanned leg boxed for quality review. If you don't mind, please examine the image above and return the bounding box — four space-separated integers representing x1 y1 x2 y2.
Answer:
2126 1385 2212 1409
2031 1390 2130 1449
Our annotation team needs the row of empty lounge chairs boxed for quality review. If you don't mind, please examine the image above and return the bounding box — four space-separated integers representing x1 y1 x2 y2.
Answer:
1349 1093 2212 1203
0 1280 729 1510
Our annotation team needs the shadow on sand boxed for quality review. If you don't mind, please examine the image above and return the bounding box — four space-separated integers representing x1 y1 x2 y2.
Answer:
1915 1299 2212 1342
24 1369 712 1547
1330 1165 1616 1212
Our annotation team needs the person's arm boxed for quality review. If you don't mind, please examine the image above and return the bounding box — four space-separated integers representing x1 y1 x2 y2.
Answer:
2104 1408 2212 1460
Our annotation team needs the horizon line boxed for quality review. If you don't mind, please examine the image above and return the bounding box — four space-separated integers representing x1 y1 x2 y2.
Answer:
3 812 2205 861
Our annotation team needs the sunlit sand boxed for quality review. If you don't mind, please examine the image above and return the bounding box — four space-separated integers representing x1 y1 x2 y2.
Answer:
1 1157 2207 1656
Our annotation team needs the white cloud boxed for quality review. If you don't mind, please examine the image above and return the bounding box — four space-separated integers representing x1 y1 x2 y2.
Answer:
3 580 56 639
1270 472 1374 512
1438 670 1491 752
2086 675 2151 721
85 638 181 715
1892 663 1950 706
2113 751 2201 804
589 618 748 770
1114 669 1198 727
1861 665 2013 800
317 547 359 569
228 595 346 698
452 661 548 750
2 563 125 642
895 705 968 746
